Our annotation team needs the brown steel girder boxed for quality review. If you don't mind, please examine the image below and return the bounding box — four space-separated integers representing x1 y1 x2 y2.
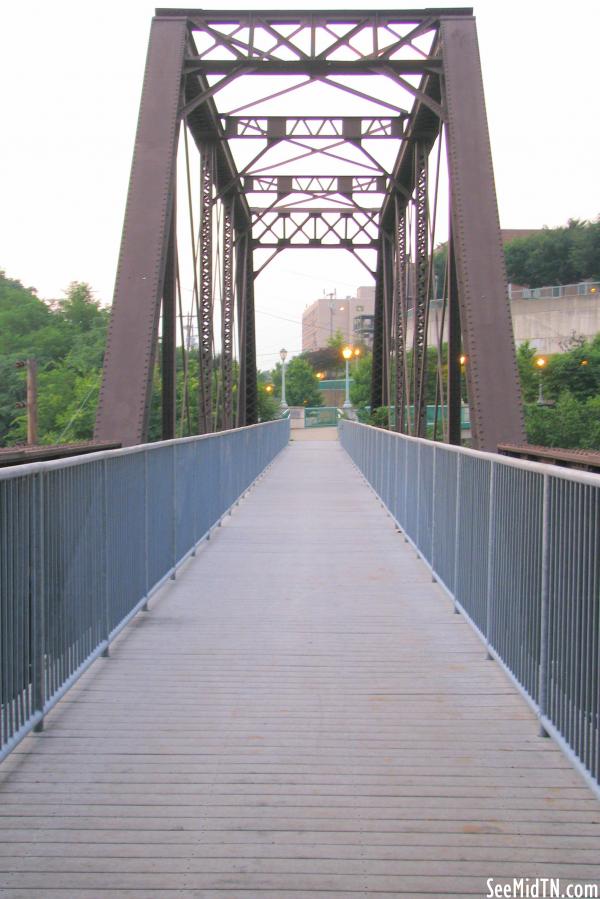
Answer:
96 8 523 452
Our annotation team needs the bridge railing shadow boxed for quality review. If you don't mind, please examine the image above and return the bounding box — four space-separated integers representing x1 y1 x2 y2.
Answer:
0 419 290 762
340 420 600 797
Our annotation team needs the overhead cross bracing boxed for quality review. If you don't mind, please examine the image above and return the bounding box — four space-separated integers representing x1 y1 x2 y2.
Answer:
95 8 524 451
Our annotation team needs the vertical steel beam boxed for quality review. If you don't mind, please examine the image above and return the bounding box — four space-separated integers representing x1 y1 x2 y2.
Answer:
442 16 525 450
381 233 394 417
447 231 462 445
95 18 187 446
220 198 235 431
412 142 429 438
161 195 177 440
198 145 215 435
370 240 385 414
236 232 258 426
236 231 248 427
394 202 408 434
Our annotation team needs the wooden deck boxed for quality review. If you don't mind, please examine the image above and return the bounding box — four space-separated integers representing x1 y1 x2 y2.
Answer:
1 438 599 897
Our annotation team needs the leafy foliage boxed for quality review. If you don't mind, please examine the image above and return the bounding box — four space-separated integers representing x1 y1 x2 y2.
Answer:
271 357 323 407
1 274 109 446
517 334 600 449
326 329 347 352
257 381 279 422
349 353 372 409
524 393 600 450
516 341 539 403
505 218 600 287
301 345 344 378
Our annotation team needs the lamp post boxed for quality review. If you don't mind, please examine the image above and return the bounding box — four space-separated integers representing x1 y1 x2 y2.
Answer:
279 348 288 411
342 345 353 414
536 356 547 405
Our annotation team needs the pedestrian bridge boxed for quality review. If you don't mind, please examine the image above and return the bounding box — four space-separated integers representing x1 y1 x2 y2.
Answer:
1 422 599 896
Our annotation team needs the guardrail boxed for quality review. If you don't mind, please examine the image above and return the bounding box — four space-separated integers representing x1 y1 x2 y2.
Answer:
340 420 600 795
0 419 290 762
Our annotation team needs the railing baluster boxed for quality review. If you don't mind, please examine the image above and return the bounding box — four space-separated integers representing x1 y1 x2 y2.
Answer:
339 421 600 796
31 472 45 733
0 419 289 763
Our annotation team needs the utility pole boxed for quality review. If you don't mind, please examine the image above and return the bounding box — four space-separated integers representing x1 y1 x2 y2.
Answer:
15 359 38 445
324 288 337 339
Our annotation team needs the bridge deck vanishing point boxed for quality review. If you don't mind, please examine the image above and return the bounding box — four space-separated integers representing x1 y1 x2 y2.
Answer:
1 436 599 898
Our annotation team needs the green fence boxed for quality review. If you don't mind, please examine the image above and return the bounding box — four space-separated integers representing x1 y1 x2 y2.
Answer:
304 407 340 428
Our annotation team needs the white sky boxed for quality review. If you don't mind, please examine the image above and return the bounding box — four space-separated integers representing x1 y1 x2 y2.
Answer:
1 0 598 370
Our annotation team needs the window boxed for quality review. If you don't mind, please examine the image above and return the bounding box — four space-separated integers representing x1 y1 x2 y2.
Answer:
552 285 563 297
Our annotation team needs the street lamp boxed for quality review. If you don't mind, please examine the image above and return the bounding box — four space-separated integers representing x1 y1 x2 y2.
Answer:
279 348 288 410
342 345 353 414
535 355 547 405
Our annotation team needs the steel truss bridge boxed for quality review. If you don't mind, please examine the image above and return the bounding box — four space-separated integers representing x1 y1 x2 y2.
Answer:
94 6 524 452
1 9 599 894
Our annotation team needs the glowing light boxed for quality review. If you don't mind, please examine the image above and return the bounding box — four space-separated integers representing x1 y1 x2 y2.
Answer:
535 357 547 368
342 346 353 361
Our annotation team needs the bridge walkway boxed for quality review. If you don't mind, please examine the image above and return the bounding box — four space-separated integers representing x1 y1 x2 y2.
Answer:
1 437 599 896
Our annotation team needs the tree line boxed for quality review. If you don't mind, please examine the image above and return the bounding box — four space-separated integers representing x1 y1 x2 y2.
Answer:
1 215 599 449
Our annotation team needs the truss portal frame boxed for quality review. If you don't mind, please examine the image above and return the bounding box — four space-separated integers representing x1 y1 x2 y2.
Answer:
95 8 524 450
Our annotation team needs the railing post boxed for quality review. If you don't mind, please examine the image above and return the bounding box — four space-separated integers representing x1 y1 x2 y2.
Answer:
416 442 422 555
142 450 149 610
171 444 177 579
485 461 497 658
453 453 462 612
102 459 110 657
431 446 437 580
403 435 409 539
31 472 45 732
539 473 550 737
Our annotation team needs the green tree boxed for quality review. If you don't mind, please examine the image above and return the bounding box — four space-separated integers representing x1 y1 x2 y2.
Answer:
301 345 343 378
433 243 448 296
543 336 600 402
257 383 279 422
272 357 323 407
349 353 372 409
326 329 347 352
505 219 600 287
569 218 600 281
1 274 110 446
516 341 538 403
523 391 597 449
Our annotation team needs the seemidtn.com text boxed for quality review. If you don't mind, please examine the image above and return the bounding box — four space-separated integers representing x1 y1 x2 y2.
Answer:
486 879 599 899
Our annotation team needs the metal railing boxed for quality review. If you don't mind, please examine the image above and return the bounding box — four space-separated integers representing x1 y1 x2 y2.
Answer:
0 419 290 762
340 420 600 795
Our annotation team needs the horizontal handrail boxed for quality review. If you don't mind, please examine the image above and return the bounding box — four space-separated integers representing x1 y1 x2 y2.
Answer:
0 419 285 480
340 420 600 797
0 419 290 762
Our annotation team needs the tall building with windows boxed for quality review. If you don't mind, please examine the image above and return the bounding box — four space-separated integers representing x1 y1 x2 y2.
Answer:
302 286 375 351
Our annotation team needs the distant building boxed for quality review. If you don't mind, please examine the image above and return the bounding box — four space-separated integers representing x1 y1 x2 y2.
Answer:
509 281 600 354
405 280 600 355
302 286 375 351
